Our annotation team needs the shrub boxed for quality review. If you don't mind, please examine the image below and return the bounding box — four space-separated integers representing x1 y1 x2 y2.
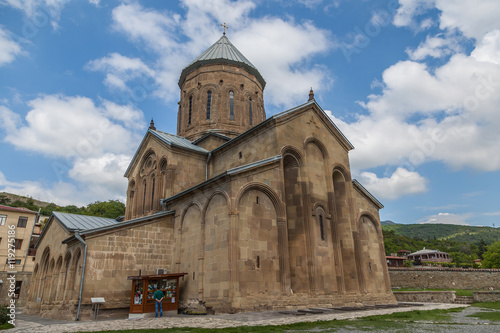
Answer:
0 305 9 325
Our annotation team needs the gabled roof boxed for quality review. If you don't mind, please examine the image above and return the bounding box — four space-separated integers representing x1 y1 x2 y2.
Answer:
36 212 120 248
192 132 232 146
124 129 209 177
53 212 119 232
408 249 449 256
0 204 37 214
62 210 174 244
352 179 384 209
179 35 266 88
211 99 354 155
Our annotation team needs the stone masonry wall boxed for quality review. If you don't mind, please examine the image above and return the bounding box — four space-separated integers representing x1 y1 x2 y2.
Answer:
389 268 500 290
393 291 456 303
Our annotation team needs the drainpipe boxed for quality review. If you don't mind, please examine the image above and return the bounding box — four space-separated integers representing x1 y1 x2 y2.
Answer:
205 152 212 181
74 231 88 321
22 208 41 272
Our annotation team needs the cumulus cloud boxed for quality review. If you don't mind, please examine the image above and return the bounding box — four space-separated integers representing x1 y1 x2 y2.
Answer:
2 0 71 29
419 212 470 225
0 95 144 158
0 95 144 205
86 53 155 93
324 0 500 201
406 34 463 60
91 0 332 108
394 0 500 40
330 30 500 173
0 27 23 66
357 167 428 200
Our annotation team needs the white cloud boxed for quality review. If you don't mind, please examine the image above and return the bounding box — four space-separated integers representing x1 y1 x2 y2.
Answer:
0 95 144 204
0 95 144 159
357 167 428 200
0 27 23 66
406 34 463 60
2 0 70 28
394 0 500 40
419 212 470 225
98 1 332 108
393 0 435 30
86 53 155 92
235 18 332 108
331 29 500 173
435 0 500 40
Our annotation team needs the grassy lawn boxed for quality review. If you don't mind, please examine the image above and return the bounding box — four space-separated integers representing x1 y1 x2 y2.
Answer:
467 302 500 322
0 322 14 330
77 307 468 333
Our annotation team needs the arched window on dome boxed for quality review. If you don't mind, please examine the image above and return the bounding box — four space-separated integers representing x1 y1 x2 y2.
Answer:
249 97 253 125
188 96 193 125
229 91 234 120
319 214 325 241
178 105 181 133
206 90 212 119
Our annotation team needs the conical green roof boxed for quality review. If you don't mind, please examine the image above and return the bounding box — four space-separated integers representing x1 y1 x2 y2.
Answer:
178 35 266 88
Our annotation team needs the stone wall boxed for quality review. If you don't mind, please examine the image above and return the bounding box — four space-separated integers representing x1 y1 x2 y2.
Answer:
393 291 456 303
473 291 500 302
389 268 500 290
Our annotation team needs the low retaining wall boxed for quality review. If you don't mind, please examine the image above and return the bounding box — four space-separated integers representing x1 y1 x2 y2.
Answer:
473 291 500 302
389 268 500 290
393 291 456 303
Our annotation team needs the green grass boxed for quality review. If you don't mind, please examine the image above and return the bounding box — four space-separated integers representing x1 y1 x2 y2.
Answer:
467 302 500 322
466 311 500 322
0 322 14 330
471 302 500 310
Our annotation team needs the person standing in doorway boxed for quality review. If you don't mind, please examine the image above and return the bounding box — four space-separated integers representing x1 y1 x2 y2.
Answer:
154 286 164 318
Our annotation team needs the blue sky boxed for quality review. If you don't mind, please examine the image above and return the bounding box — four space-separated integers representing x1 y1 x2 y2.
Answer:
0 0 499 227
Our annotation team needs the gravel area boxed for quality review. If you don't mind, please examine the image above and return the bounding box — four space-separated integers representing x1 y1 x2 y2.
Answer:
9 303 500 333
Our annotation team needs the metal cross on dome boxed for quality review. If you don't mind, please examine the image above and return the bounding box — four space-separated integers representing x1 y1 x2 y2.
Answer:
221 22 229 35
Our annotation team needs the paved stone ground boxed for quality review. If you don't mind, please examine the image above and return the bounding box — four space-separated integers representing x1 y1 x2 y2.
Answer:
9 303 472 333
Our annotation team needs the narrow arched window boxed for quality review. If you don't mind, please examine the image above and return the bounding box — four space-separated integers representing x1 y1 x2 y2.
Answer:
249 97 252 125
142 181 147 215
319 214 325 241
206 90 212 119
188 96 192 125
229 91 234 120
178 105 181 133
151 177 155 210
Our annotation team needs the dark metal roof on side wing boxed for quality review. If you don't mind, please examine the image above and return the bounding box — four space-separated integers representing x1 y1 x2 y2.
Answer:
53 212 119 231
178 35 266 88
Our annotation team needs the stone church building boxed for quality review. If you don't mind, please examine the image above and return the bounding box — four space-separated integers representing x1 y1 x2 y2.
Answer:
25 34 395 319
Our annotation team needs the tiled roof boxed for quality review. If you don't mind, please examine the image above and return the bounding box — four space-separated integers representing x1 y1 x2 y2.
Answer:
179 35 265 88
53 212 119 231
0 204 37 214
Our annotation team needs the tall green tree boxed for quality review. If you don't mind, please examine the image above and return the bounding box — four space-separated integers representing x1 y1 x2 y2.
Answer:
482 240 500 268
478 239 488 259
84 200 125 219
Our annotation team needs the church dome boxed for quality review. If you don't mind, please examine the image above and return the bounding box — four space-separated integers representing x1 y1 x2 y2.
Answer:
176 34 267 141
178 35 266 89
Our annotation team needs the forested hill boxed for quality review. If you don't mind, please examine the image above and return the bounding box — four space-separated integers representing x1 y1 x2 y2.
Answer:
382 223 500 245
